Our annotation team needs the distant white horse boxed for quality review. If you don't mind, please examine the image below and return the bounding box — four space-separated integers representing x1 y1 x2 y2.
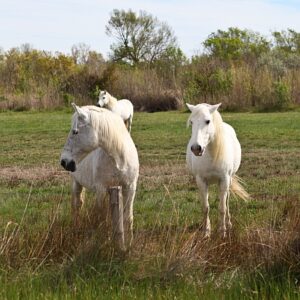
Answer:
186 103 249 238
60 103 139 250
97 90 134 133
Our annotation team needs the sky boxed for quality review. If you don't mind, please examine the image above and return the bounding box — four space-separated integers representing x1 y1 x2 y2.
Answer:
1 0 300 58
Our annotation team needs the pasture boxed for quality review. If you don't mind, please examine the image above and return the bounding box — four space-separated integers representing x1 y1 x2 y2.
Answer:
0 109 299 299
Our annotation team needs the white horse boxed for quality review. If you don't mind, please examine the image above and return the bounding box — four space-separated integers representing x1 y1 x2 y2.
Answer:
186 103 249 238
60 103 139 250
97 90 134 133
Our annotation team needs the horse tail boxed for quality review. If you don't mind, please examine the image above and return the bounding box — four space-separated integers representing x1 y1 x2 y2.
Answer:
230 175 250 201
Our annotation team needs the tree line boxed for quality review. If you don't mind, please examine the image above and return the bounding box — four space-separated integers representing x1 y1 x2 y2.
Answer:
1 9 300 111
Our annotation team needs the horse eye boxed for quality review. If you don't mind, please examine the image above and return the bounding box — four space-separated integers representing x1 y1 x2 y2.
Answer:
72 129 78 135
206 120 210 125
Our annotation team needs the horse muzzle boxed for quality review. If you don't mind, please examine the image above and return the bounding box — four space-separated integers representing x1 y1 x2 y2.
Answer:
191 144 205 157
60 159 76 172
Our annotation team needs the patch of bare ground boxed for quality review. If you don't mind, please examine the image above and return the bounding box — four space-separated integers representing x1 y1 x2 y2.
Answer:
139 163 191 187
0 166 69 186
0 163 191 188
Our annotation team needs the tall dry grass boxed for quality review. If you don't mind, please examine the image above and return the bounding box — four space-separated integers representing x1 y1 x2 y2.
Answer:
1 47 300 112
108 67 183 112
1 187 299 283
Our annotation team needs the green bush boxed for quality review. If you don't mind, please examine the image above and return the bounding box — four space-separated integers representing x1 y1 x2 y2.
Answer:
273 80 291 109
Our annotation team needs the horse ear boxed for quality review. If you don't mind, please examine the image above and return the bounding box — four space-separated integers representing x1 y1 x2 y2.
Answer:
71 103 89 123
186 103 195 112
209 103 221 114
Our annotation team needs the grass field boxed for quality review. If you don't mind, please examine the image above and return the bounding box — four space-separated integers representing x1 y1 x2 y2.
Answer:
0 109 299 299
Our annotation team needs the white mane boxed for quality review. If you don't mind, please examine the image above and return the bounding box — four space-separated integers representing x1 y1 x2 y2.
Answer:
73 105 130 167
106 92 118 108
100 91 118 109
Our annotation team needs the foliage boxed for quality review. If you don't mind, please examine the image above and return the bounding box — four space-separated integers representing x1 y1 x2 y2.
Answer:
181 56 233 103
1 25 300 111
106 9 178 65
273 80 291 109
203 27 270 61
0 45 106 109
272 28 300 53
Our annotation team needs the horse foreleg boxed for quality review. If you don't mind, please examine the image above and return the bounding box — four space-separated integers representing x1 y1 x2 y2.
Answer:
218 177 230 238
122 182 136 249
196 176 210 238
71 179 84 225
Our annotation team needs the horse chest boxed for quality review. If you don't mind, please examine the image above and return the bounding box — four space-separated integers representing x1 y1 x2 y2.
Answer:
188 151 227 183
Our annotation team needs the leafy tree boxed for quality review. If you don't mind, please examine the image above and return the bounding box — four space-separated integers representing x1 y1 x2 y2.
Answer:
272 29 300 53
203 27 270 61
71 43 91 64
106 9 178 65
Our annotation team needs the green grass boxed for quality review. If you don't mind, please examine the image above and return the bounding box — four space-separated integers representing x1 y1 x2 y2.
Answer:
0 109 300 299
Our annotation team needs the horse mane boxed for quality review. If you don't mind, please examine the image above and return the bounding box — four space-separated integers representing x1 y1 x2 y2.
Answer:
80 105 129 168
210 110 226 163
106 92 118 109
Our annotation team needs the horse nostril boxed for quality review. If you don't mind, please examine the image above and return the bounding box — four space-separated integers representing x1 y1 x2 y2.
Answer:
69 160 76 172
191 144 202 152
60 159 76 172
60 159 67 169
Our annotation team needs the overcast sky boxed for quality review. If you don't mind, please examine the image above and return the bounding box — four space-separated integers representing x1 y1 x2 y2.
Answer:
1 0 300 57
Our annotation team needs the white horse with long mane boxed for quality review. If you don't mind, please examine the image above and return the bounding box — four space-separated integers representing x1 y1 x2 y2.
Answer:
186 103 249 238
97 90 134 133
60 103 139 250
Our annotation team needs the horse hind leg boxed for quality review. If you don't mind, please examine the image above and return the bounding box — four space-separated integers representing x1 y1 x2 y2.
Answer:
218 177 230 238
226 192 232 230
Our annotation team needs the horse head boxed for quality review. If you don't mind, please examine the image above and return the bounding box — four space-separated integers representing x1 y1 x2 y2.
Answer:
97 90 109 107
60 103 99 172
186 103 221 157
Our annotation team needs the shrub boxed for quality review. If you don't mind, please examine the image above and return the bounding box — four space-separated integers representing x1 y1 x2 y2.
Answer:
273 80 291 109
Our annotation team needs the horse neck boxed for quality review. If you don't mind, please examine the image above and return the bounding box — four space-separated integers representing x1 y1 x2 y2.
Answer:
106 94 118 110
93 113 127 169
